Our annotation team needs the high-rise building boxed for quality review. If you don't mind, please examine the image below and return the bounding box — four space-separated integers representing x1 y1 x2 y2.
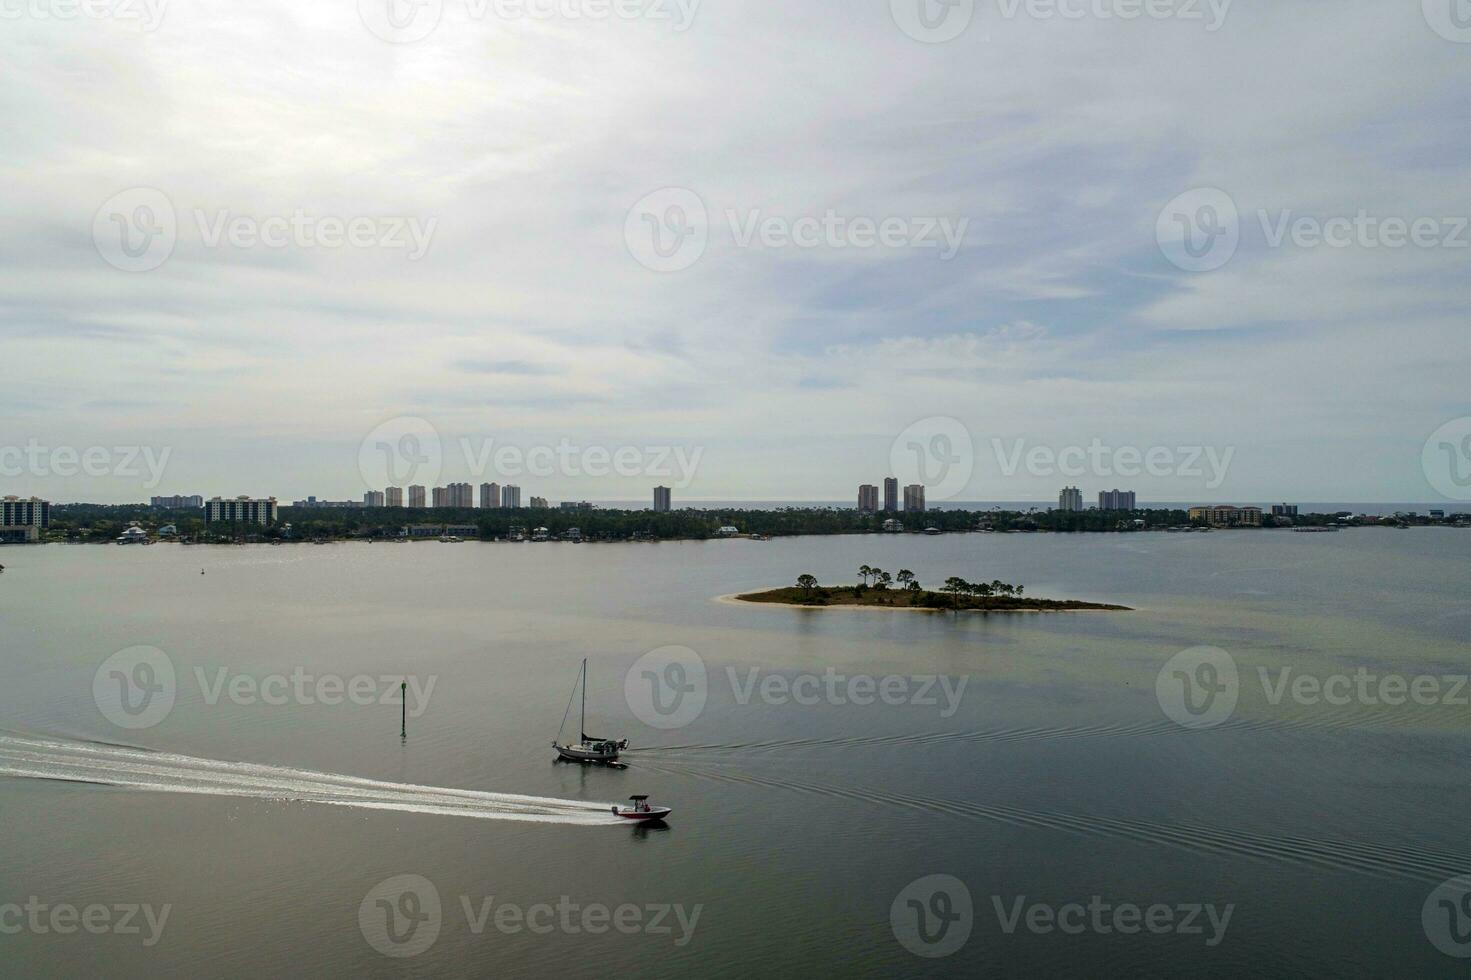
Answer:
1271 503 1299 517
446 483 474 508
530 496 549 508
205 496 278 525
480 483 501 509
883 478 899 512
150 495 203 509
501 485 522 509
903 484 926 512
1 495 50 528
363 490 386 507
1058 487 1083 512
1098 489 1136 511
858 484 879 512
385 487 404 507
653 486 672 512
408 485 426 508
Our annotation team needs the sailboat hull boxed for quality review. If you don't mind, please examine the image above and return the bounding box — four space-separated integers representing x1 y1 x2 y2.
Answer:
553 739 627 763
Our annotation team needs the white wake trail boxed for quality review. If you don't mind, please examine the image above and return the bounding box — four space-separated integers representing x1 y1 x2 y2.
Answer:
0 733 622 826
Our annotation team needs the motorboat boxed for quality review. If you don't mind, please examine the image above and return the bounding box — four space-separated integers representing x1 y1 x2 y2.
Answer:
553 658 628 764
612 795 671 821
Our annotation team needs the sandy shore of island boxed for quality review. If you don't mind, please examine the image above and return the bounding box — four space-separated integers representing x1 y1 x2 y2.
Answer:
713 590 1130 613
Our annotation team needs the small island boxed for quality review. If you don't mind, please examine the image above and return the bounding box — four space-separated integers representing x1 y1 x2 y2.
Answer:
734 568 1130 613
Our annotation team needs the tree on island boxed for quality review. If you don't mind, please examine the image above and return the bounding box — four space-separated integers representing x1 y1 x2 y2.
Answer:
896 569 914 590
942 577 970 613
858 564 873 586
796 574 818 597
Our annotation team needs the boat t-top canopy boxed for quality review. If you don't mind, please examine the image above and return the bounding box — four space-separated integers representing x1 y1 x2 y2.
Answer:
629 795 649 801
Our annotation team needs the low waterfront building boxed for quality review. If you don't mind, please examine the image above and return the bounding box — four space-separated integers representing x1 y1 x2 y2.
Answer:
716 525 740 537
205 496 278 525
1189 505 1262 527
150 495 203 509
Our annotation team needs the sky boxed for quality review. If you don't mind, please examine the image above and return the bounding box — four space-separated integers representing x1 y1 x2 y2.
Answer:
2 0 1469 506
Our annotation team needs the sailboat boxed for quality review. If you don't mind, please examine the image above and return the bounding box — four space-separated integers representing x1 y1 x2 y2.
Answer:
553 658 629 764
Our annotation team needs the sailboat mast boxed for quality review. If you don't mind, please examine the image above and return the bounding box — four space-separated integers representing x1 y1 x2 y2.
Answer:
581 657 587 739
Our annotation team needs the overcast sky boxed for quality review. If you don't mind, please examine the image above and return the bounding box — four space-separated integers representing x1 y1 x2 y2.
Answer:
3 0 1469 505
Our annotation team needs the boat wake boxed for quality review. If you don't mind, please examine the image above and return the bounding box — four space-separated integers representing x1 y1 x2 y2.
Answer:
0 733 621 826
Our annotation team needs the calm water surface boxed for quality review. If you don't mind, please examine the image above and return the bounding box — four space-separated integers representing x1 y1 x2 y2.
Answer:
2 529 1470 976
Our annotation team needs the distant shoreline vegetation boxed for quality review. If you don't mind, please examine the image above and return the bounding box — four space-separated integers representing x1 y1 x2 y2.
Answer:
30 503 1465 545
737 572 1129 612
